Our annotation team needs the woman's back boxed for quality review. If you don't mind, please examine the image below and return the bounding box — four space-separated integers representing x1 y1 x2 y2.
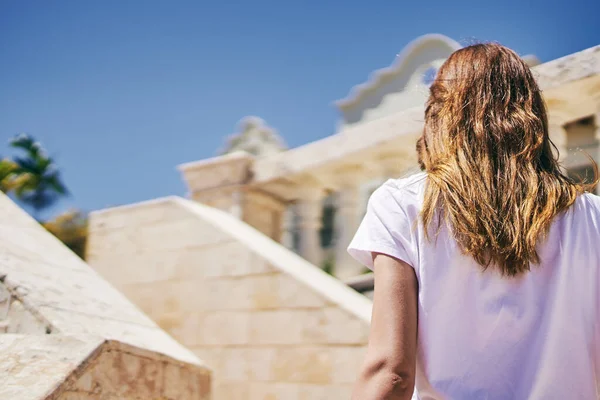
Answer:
349 172 600 399
347 43 599 400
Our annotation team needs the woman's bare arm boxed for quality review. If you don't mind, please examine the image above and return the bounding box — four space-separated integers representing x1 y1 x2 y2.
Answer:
352 253 419 400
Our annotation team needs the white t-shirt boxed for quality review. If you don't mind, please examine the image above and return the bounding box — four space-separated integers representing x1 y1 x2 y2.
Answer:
348 172 600 400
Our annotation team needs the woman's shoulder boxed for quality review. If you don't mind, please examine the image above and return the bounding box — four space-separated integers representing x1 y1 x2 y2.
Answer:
575 191 600 213
378 171 427 197
369 171 427 210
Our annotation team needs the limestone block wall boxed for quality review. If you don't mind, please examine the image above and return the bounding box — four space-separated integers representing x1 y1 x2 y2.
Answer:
88 196 373 400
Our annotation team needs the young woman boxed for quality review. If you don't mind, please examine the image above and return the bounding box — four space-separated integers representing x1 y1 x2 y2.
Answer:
348 43 600 400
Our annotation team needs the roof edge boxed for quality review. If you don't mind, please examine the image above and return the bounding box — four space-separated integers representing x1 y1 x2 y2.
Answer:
334 33 461 109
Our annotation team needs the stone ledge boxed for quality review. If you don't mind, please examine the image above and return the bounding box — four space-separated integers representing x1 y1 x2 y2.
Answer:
178 150 255 194
535 45 600 91
0 334 211 400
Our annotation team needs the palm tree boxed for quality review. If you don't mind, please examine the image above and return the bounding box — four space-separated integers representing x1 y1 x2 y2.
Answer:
8 134 68 217
0 158 18 193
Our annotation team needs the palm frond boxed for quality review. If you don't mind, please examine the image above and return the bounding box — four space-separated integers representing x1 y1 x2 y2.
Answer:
6 134 69 212
9 134 36 152
46 173 69 196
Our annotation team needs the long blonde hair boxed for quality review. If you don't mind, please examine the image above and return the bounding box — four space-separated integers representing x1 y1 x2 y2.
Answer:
417 43 597 276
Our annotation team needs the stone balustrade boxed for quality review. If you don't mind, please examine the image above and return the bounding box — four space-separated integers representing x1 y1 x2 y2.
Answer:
88 196 373 400
0 192 211 400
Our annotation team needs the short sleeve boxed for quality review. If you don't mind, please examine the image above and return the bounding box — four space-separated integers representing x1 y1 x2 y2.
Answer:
347 183 418 270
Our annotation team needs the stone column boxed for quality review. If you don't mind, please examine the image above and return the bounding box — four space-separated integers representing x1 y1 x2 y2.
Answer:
242 190 286 242
281 205 295 250
230 189 244 219
178 151 254 213
295 192 324 267
334 184 363 279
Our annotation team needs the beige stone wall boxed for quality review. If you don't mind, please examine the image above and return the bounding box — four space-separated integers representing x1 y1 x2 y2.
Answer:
88 197 373 400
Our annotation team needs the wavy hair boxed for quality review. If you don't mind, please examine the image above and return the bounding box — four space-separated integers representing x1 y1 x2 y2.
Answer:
417 43 597 276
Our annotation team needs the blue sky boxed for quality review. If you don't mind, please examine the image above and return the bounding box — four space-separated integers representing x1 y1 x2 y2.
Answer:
1 0 599 217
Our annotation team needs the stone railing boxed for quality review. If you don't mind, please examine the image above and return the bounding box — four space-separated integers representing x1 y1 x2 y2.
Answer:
88 196 374 399
0 192 211 400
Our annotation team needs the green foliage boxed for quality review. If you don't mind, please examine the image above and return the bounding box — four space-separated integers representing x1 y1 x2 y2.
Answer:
0 158 18 193
1 134 69 219
7 134 68 215
2 134 83 255
42 210 88 259
321 256 335 276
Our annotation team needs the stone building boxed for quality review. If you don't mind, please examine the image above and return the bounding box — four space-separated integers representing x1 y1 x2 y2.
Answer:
86 35 600 399
178 34 600 281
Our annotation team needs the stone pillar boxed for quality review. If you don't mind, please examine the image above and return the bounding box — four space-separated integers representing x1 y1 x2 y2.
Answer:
230 189 244 219
179 150 286 240
334 184 363 279
296 192 324 266
179 151 254 212
280 205 295 250
242 190 286 242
